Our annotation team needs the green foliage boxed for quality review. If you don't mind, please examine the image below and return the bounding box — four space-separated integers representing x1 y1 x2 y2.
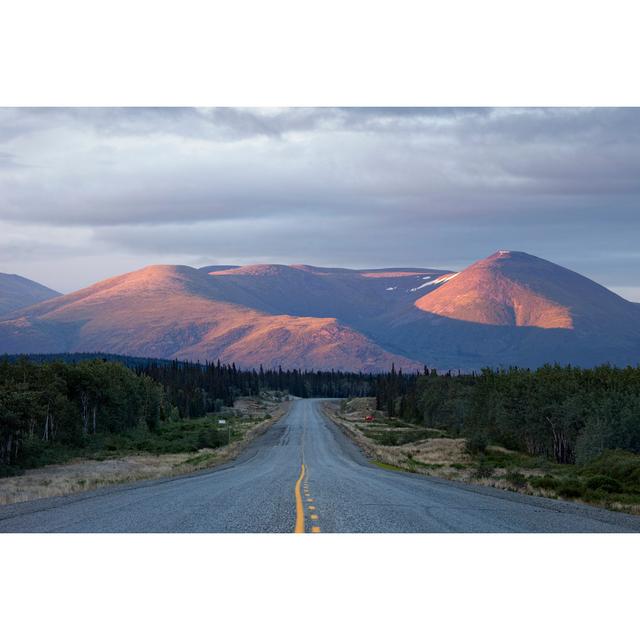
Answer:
505 470 528 488
557 480 584 499
466 432 488 454
579 450 640 493
376 363 640 467
0 354 382 472
0 358 163 468
379 431 399 446
472 456 495 479
530 475 560 491
584 475 623 494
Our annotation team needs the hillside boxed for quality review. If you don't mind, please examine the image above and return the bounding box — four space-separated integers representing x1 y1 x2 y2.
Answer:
1 252 639 370
0 265 421 372
0 273 61 316
414 250 637 332
393 251 640 369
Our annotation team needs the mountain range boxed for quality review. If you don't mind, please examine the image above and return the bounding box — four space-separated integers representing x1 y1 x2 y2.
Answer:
1 251 639 371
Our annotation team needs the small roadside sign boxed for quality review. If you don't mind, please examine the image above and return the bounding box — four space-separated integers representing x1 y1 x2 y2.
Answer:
218 419 227 425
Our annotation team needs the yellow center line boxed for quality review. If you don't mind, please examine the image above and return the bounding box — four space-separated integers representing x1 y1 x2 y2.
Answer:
294 463 306 533
311 526 321 533
310 514 319 521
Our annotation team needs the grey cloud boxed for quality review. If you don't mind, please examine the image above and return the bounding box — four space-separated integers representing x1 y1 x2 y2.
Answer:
2 107 640 227
0 108 639 298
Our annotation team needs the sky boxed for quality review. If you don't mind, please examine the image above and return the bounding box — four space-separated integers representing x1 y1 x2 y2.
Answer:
0 107 638 300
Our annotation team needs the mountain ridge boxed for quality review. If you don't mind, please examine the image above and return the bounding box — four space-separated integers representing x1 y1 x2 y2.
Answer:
1 252 638 371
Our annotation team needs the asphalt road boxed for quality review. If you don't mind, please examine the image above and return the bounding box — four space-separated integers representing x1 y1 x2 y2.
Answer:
1 399 640 533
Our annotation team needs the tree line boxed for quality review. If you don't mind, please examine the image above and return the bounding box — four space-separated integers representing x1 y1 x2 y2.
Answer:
3 354 639 472
376 363 640 464
0 355 377 469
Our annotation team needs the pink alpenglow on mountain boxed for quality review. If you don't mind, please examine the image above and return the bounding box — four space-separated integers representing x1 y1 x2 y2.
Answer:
1 252 639 371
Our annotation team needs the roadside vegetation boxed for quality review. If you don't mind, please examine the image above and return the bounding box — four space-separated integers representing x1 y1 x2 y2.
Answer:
0 357 289 503
0 355 374 476
329 379 640 516
3 355 640 513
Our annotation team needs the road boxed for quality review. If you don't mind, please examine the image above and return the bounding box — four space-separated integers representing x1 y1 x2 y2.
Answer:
1 399 639 533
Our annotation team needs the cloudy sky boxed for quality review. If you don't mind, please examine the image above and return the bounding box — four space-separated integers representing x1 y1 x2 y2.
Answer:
0 107 638 300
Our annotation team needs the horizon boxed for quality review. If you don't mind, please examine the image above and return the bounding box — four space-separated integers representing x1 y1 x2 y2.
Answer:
0 107 639 301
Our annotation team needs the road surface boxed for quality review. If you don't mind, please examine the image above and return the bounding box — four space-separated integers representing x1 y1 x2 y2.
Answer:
1 399 639 532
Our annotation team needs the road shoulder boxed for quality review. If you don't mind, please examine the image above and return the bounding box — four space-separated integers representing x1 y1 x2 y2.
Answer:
0 400 291 509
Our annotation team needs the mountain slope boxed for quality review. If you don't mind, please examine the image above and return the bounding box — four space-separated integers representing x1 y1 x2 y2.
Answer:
0 265 422 372
201 263 450 326
0 252 638 371
0 273 61 316
392 250 640 369
414 250 638 332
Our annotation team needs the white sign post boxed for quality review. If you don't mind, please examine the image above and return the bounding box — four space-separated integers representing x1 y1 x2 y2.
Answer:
218 419 230 444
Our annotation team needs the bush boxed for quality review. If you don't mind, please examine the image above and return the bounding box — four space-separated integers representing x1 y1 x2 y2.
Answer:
380 432 399 446
581 450 640 491
505 471 528 488
0 464 23 478
585 475 623 494
530 475 560 491
466 432 488 455
472 457 494 479
558 480 584 499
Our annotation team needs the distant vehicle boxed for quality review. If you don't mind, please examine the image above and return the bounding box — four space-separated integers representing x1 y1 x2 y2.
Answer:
364 415 374 422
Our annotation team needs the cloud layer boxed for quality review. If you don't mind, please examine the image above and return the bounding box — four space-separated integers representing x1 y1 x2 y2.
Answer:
0 107 638 298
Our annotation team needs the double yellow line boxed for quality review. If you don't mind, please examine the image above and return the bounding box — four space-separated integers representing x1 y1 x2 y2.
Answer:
294 463 306 533
294 404 320 533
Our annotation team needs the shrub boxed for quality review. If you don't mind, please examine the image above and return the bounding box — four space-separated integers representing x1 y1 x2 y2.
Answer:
505 471 528 488
583 488 609 502
581 450 640 491
466 432 488 455
0 464 23 478
380 432 399 446
558 480 584 499
585 475 623 494
472 457 495 479
530 475 559 491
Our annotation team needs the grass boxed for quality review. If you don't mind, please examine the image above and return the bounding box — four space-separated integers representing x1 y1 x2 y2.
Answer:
0 402 286 506
372 460 413 473
356 419 449 446
328 400 640 516
3 414 266 476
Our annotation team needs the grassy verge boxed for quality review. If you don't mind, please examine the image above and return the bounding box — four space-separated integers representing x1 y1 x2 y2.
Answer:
0 398 288 506
325 399 640 516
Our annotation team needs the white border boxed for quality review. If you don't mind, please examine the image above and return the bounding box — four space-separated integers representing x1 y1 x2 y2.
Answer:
3 534 639 640
1 0 639 106
1 1 638 638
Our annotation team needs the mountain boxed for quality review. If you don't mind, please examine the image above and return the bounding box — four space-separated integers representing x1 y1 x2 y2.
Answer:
0 273 61 316
0 251 638 371
414 250 637 331
393 250 640 369
0 265 422 372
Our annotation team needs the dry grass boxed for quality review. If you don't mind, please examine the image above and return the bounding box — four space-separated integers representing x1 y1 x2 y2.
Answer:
341 396 377 416
324 401 640 516
0 400 288 506
325 402 470 479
